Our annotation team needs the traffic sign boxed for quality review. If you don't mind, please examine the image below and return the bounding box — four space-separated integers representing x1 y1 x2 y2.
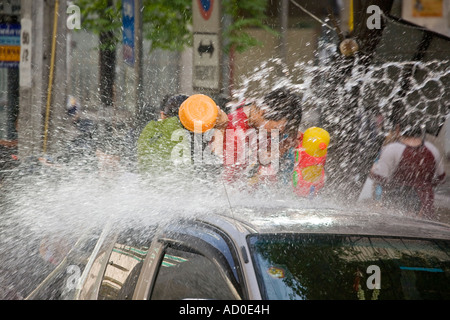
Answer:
193 33 220 90
197 0 214 20
192 0 221 91
193 0 220 33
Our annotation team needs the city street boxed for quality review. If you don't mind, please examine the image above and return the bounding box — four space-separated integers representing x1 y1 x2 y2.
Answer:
1 0 449 302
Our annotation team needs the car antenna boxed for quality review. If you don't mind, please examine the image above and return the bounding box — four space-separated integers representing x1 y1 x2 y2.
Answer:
221 180 236 219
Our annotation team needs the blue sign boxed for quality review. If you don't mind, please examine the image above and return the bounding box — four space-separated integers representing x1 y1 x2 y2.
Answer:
0 24 21 45
122 0 134 66
0 23 20 68
199 0 211 11
198 0 213 20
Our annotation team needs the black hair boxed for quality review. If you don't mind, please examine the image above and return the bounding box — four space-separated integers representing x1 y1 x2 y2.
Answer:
162 94 189 118
262 88 303 134
159 94 171 111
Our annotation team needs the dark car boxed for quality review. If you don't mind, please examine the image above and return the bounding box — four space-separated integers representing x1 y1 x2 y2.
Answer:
27 207 450 300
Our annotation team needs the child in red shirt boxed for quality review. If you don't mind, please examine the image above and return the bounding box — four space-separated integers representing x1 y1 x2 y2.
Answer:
370 125 446 219
214 88 303 186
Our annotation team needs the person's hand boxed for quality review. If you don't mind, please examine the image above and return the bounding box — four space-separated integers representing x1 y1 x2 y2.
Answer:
279 131 300 155
215 107 229 130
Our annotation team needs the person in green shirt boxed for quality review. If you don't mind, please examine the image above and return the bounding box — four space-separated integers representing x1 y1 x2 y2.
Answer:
137 95 191 175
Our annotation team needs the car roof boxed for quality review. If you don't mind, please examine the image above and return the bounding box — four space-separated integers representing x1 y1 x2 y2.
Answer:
192 206 450 241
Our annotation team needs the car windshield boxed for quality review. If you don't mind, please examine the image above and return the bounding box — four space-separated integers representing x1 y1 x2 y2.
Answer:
248 234 450 300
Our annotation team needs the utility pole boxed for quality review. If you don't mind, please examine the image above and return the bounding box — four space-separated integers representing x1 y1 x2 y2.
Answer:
45 0 67 155
134 0 143 121
18 0 46 159
18 0 67 159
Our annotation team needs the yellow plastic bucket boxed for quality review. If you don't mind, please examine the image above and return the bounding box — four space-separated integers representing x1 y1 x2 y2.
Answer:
302 127 330 157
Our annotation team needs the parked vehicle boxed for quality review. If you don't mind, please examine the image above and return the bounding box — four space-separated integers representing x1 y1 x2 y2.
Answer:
27 207 450 300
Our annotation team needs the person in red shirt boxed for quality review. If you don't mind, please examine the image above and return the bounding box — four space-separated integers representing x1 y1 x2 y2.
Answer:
370 116 446 219
214 88 303 186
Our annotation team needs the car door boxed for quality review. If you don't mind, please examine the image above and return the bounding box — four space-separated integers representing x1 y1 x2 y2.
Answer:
78 226 156 300
135 222 246 300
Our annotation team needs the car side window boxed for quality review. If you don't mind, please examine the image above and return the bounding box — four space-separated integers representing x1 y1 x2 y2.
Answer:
97 227 155 300
150 246 239 300
97 243 147 300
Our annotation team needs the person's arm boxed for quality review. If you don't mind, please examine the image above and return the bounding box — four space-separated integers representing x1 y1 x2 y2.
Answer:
424 141 446 187
432 150 446 187
136 121 158 156
370 143 403 184
433 171 446 187
279 131 300 157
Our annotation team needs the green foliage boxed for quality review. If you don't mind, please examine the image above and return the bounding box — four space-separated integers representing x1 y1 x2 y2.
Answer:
141 0 192 51
75 0 122 48
222 0 277 53
74 0 274 53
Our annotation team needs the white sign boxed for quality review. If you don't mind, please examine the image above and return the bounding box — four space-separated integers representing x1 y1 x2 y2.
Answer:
19 18 32 88
402 0 450 37
193 33 220 89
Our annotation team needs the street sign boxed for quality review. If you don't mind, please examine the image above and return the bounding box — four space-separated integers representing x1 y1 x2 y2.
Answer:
402 0 450 37
0 23 20 68
192 0 221 91
198 0 214 20
193 33 220 90
122 0 135 66
0 46 20 61
193 0 220 31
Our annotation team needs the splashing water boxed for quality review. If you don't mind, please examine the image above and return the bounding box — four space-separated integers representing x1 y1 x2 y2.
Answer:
1 55 448 299
0 160 345 299
234 57 449 135
233 57 449 196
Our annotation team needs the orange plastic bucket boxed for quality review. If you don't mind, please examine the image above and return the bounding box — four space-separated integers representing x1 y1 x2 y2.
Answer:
179 94 218 133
